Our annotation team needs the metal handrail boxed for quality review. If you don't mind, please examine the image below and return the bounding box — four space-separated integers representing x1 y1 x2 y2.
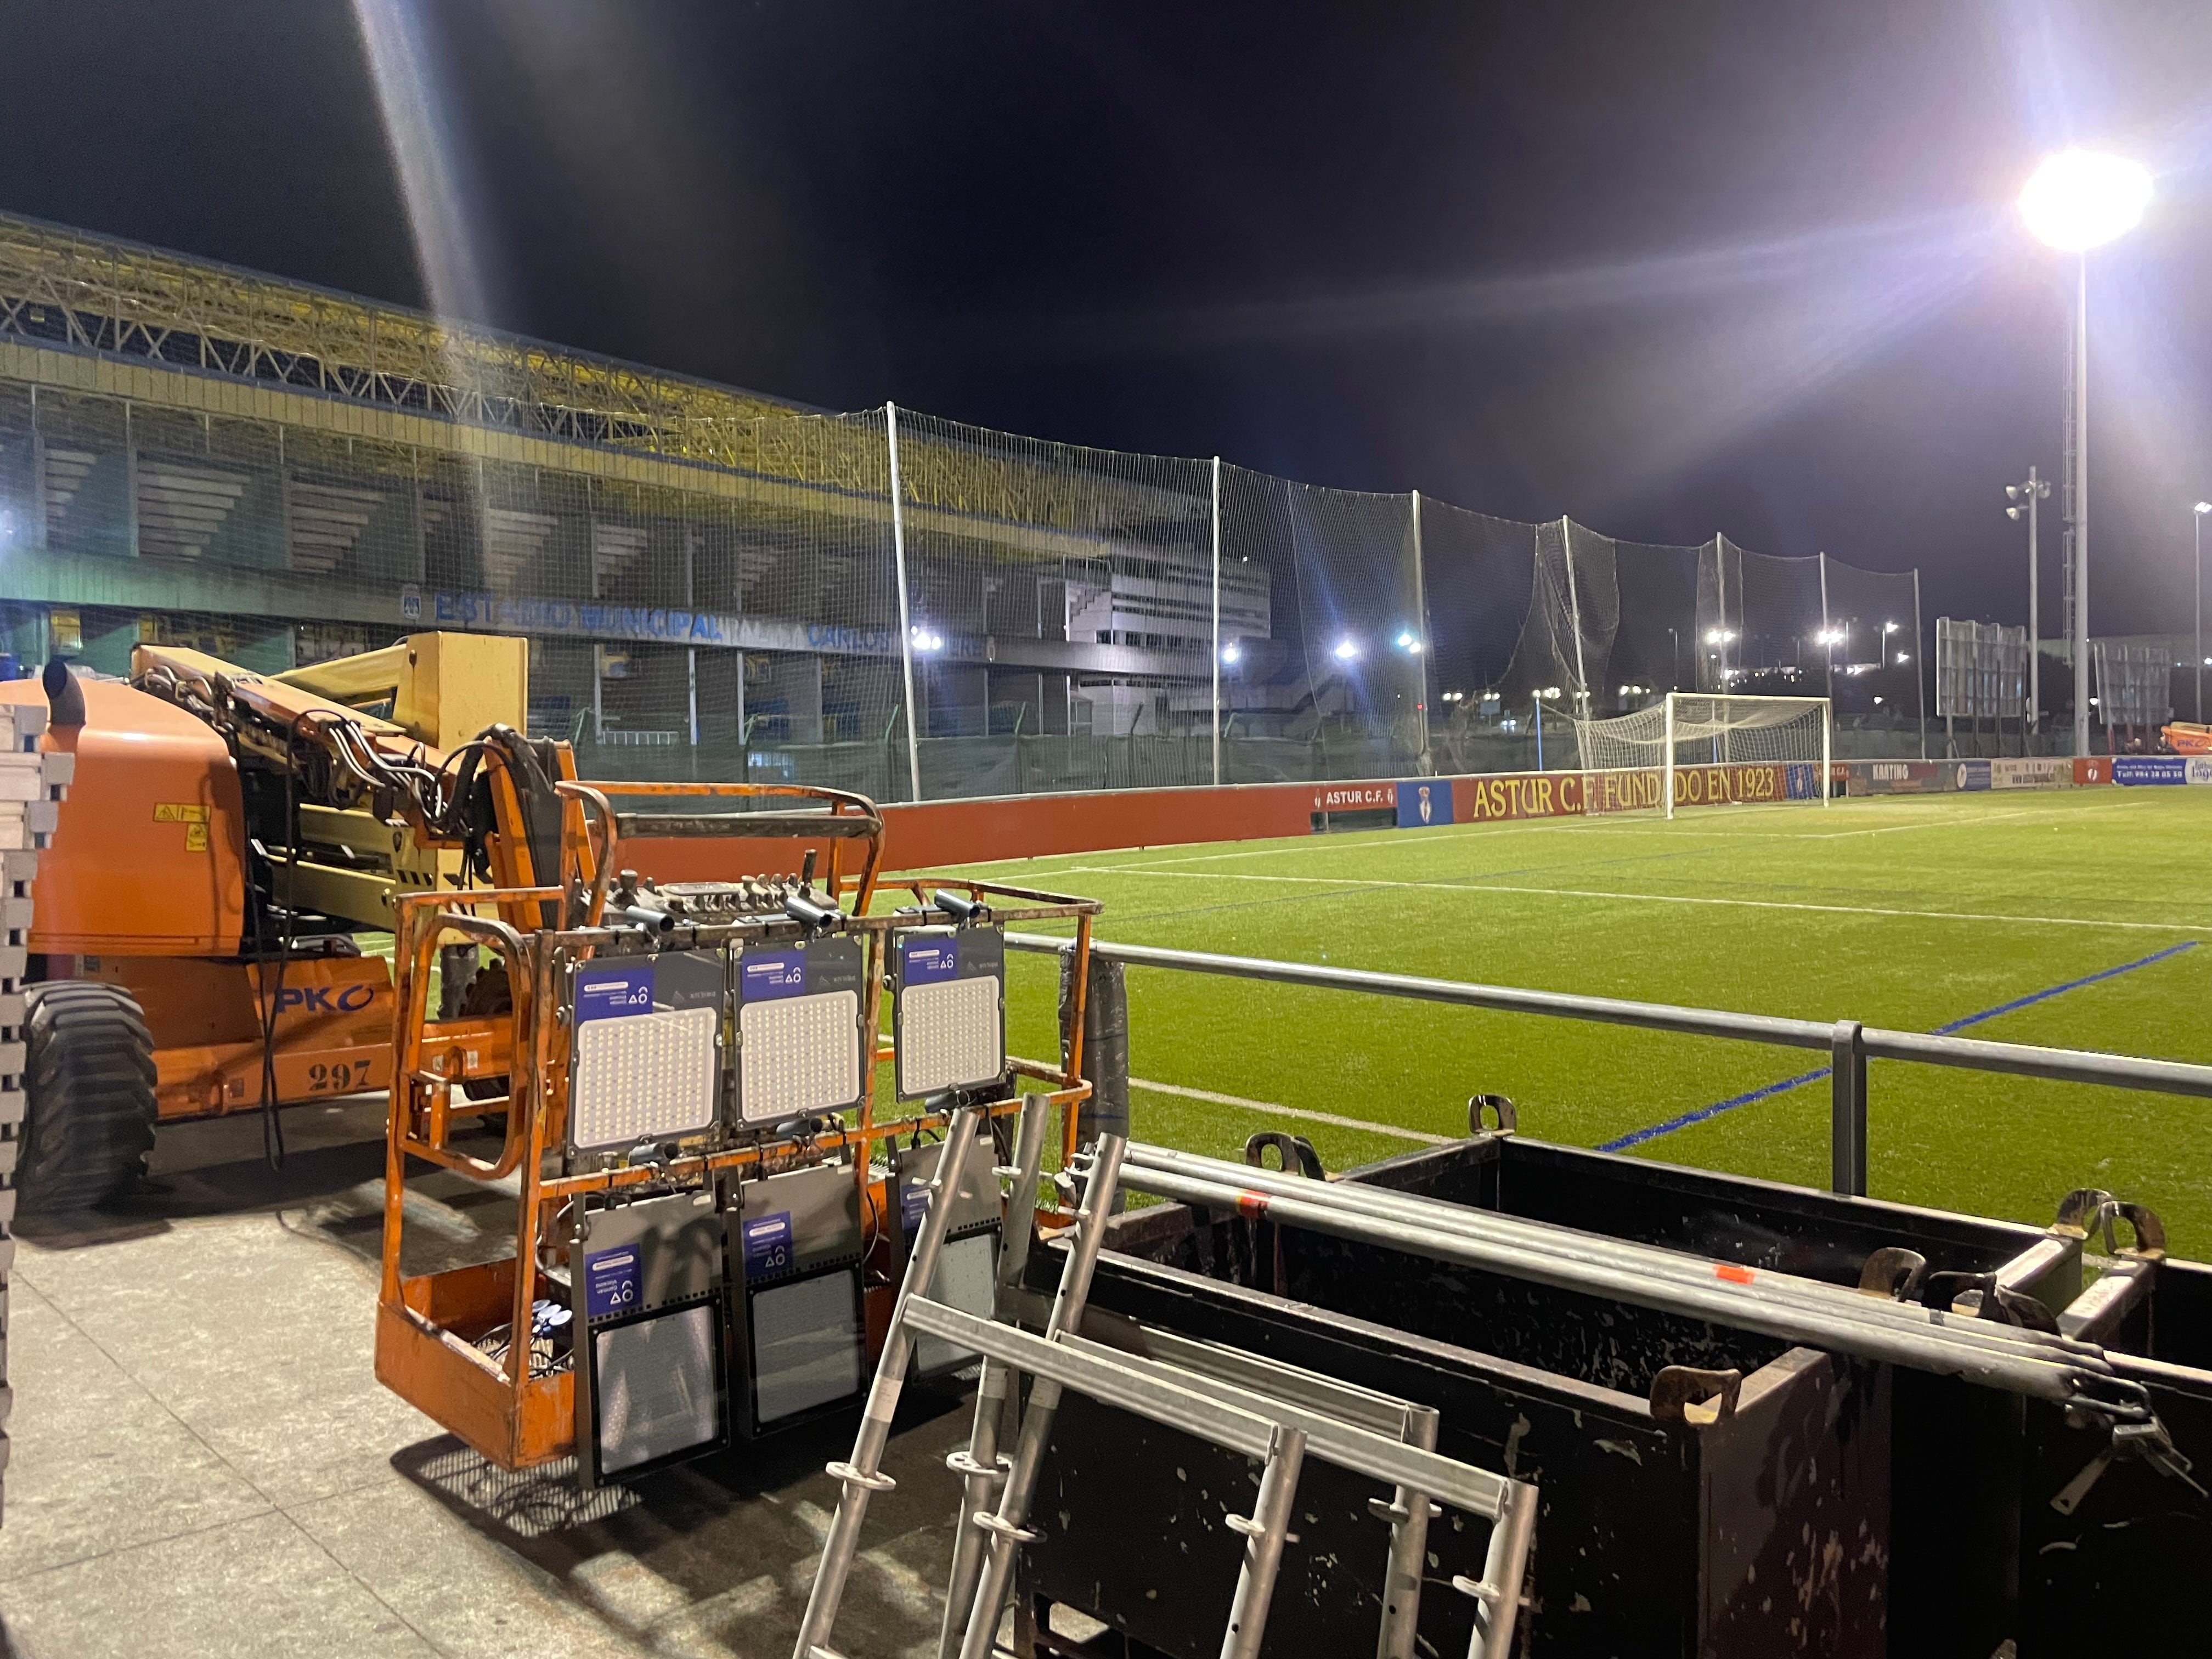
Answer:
1004 932 2212 1197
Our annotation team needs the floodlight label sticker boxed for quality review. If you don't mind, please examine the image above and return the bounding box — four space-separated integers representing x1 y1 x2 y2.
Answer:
585 1245 641 1318
900 938 958 985
901 1180 930 1232
743 1212 794 1277
742 951 806 1001
576 964 656 1023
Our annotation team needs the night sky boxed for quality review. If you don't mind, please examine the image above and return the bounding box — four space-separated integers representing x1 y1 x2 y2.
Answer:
3 2 2209 634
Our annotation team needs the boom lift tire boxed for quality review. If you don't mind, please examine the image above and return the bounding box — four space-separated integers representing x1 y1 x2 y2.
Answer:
19 982 160 1214
458 963 512 1111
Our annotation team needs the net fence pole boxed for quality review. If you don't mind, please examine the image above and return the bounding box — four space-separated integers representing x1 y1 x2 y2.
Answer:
684 532 699 749
2028 467 2041 739
1412 488 1432 770
885 400 923 803
1211 454 1223 788
1818 550 1832 703
1560 516 1588 718
1715 534 1728 686
1914 568 1927 759
1663 692 1675 820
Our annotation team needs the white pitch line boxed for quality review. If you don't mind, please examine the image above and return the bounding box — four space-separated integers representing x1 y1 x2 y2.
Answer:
1061 865 2212 934
1130 1076 1452 1144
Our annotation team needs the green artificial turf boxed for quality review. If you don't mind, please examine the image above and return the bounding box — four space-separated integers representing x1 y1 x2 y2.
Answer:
950 788 2212 1256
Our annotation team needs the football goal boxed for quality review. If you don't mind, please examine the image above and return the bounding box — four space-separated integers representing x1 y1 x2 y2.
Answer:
1571 692 1831 819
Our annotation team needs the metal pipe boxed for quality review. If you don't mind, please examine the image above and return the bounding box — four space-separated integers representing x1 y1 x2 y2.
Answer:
789 1105 982 1659
1118 1158 2107 1402
1004 933 2212 1102
886 401 924 804
1221 1425 1307 1659
1121 1144 2109 1370
956 1134 1128 1659
1211 455 1223 789
2073 255 2091 760
935 1097 1054 1659
1464 1479 1538 1659
1007 933 1834 1051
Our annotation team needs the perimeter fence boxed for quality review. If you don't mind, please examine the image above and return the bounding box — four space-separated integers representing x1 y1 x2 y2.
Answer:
0 377 1936 800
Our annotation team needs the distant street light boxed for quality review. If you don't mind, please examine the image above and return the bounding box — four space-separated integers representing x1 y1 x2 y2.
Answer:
1331 637 1361 663
2020 149 2152 755
2007 469 2051 732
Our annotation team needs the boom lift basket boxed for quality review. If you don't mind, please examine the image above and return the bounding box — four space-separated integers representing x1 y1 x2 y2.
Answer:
373 778 1104 1479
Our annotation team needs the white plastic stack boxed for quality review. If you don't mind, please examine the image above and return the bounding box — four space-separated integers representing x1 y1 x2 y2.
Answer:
1 696 70 1523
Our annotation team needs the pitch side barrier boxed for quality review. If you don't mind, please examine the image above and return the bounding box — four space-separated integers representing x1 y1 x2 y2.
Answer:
1003 933 2212 1199
775 756 2115 872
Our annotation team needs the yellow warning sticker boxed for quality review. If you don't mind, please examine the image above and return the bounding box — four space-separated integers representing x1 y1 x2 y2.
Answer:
184 823 209 853
153 803 210 825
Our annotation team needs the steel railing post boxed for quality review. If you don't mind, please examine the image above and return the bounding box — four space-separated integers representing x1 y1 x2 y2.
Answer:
1831 1019 1867 1197
955 1133 1128 1659
790 1104 983 1659
1220 1424 1308 1659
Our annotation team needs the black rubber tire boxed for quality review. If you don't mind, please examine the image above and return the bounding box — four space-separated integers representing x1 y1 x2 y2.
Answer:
458 963 512 1107
19 981 159 1214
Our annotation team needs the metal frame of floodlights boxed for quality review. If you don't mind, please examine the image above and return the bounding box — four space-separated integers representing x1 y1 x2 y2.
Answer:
793 1110 1539 1659
1005 933 2212 1202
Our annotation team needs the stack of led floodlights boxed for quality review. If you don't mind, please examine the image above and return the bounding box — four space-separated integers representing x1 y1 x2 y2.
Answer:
558 892 1013 1485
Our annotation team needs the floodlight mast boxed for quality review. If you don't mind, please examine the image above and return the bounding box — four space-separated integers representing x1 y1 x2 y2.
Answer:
2196 500 2211 722
2018 150 2152 758
2006 468 2050 731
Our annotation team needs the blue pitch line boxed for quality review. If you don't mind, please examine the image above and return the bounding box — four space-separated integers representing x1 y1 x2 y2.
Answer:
1598 939 2200 1154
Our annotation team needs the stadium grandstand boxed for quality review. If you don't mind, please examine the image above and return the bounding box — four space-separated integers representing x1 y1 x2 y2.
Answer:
0 208 1950 800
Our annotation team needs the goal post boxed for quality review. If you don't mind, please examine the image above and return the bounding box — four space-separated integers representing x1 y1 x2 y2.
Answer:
1570 692 1832 819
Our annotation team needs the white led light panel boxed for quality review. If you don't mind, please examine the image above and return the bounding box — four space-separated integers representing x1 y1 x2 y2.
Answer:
572 1005 718 1149
896 974 1002 1097
737 990 860 1122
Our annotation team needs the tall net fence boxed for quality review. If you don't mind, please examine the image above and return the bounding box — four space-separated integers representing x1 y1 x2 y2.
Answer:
0 363 1947 799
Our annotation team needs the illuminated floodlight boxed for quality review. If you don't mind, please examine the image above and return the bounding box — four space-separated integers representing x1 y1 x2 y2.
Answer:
1393 629 1422 654
1884 620 1900 633
1332 636 1361 662
1705 628 1737 646
2019 150 2152 253
2197 503 2212 516
1539 685 1561 699
1895 653 1911 664
910 625 946 652
1220 641 1243 664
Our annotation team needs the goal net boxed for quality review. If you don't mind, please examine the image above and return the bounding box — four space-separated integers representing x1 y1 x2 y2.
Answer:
1571 693 1830 818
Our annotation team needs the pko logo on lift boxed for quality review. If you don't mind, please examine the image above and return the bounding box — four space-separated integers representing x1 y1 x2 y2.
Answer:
275 984 379 1014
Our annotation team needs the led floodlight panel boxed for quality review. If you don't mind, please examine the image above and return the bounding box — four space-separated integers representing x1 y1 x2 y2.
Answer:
572 1190 728 1482
892 928 1006 1099
569 950 724 1150
731 1161 867 1436
732 937 864 1125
